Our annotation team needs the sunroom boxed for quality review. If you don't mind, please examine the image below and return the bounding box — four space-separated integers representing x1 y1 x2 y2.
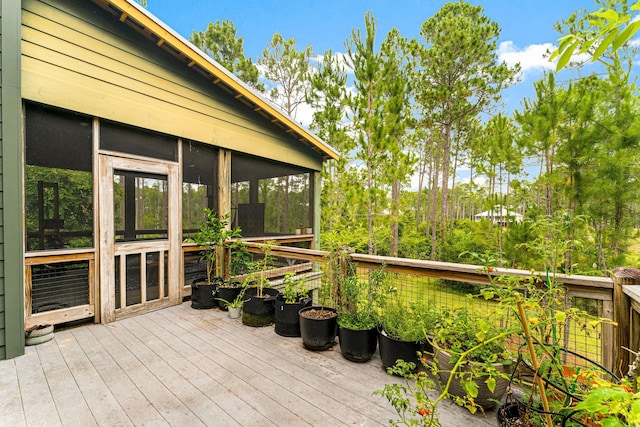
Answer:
17 0 337 339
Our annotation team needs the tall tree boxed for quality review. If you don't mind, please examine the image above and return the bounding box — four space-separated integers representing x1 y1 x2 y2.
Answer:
412 1 518 259
585 60 640 268
345 12 388 255
380 29 414 256
516 72 566 216
190 20 263 90
307 50 359 249
258 34 312 119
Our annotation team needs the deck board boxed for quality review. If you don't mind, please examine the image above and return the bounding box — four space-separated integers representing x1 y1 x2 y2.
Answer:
35 337 97 427
0 359 27 427
0 303 498 426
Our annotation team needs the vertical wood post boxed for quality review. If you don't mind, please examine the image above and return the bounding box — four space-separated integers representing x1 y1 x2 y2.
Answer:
218 149 232 279
611 267 638 378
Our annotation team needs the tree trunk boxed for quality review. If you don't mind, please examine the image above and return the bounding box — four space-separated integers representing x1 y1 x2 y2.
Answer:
390 179 399 257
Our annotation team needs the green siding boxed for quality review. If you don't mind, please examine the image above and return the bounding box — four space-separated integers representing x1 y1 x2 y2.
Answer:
1 0 24 360
22 0 323 171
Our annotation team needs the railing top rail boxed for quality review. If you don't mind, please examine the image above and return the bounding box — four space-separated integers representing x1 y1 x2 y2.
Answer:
352 253 613 290
240 243 613 291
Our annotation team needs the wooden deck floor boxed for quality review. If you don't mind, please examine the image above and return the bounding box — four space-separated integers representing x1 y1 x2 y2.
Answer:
0 303 498 426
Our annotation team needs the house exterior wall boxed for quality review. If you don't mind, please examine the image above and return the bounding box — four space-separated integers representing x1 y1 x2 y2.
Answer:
2 0 26 359
2 0 327 361
22 0 324 171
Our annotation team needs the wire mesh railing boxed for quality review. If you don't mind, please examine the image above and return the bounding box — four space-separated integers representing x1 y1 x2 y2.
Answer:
237 242 615 370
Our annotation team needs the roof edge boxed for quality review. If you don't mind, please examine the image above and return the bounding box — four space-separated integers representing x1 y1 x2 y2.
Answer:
103 0 339 161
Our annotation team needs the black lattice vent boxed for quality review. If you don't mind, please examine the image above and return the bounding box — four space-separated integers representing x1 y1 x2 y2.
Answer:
31 261 90 313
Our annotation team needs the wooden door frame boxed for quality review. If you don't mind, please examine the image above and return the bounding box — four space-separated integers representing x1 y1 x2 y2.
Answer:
98 153 181 323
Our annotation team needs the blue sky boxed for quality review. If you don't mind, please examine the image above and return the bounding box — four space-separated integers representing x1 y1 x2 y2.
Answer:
142 1 636 187
144 0 608 115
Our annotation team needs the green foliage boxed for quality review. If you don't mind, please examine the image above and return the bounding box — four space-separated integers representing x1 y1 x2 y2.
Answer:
573 383 640 427
379 298 436 343
258 33 312 118
281 272 309 304
432 307 511 365
551 0 640 70
216 287 247 308
377 315 518 425
188 209 242 283
229 239 250 277
243 240 275 297
190 20 263 90
443 220 496 264
374 359 440 426
331 247 382 330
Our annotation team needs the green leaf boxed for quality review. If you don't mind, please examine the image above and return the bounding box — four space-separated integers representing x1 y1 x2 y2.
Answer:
601 418 626 427
592 28 619 61
613 20 640 51
579 37 598 54
485 377 496 393
592 10 620 22
556 39 579 71
461 380 479 398
632 1 640 11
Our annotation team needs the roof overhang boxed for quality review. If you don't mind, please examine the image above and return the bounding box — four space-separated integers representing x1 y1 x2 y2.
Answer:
91 0 339 161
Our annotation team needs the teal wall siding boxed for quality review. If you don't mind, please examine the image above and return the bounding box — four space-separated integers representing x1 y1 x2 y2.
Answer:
1 0 25 359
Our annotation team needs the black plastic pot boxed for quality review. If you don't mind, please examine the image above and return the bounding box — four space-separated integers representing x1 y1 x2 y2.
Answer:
377 326 424 373
496 401 529 426
299 306 337 351
338 326 378 362
190 278 219 309
274 294 312 337
242 287 279 327
216 283 242 311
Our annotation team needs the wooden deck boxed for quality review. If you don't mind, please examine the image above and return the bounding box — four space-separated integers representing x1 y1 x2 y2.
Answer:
0 303 498 426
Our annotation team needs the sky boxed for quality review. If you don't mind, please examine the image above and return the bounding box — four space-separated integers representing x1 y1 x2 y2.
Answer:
142 0 612 116
141 1 635 187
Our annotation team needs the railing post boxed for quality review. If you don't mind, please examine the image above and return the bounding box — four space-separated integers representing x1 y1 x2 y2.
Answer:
218 148 231 280
611 267 638 378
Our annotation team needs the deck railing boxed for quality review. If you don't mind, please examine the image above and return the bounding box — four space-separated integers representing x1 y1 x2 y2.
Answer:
239 242 640 377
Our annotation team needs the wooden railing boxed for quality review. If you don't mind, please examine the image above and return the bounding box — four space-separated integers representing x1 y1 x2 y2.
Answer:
237 242 640 377
24 249 96 328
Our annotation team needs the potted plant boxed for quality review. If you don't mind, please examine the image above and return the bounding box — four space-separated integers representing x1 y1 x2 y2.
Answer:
432 306 515 412
274 272 312 337
484 215 620 425
299 305 338 351
377 296 434 373
188 208 241 309
242 241 279 327
375 305 516 426
332 247 381 362
217 286 247 319
217 239 250 311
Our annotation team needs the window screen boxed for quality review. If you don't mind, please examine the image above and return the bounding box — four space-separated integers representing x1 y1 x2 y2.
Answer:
25 103 94 251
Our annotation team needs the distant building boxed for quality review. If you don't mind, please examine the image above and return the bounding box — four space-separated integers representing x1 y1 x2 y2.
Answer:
474 206 523 225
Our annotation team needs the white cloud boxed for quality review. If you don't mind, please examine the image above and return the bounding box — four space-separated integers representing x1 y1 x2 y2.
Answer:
498 41 556 76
